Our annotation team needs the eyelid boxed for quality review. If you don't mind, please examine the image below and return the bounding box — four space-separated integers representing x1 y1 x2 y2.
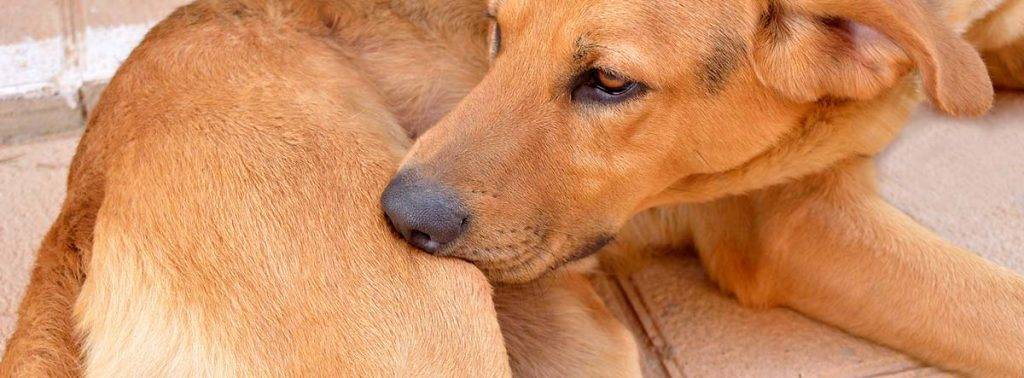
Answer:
574 48 638 83
599 65 657 92
591 66 646 92
593 66 628 81
590 49 654 89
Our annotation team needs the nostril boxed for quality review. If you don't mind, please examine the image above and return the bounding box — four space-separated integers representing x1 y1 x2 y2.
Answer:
380 168 470 253
409 230 441 253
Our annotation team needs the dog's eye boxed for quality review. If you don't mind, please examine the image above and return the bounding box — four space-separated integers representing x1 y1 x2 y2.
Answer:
597 70 628 91
488 20 501 59
572 69 644 105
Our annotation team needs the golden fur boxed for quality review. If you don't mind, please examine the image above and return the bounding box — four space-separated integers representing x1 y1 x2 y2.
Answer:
1 0 638 376
3 0 1021 375
397 0 1024 375
495 267 642 377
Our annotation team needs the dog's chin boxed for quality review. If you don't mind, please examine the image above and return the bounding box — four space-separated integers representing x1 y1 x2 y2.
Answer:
470 234 615 284
477 256 554 284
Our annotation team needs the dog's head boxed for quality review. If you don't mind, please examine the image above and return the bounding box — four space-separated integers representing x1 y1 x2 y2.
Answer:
382 0 993 283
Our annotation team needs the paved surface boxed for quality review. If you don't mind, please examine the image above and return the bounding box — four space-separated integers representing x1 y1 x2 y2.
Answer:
0 93 1021 375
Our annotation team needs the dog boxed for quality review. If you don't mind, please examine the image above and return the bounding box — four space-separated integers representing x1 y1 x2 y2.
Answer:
0 0 640 376
385 0 1024 375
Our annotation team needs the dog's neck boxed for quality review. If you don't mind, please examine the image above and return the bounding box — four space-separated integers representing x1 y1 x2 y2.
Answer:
638 76 923 210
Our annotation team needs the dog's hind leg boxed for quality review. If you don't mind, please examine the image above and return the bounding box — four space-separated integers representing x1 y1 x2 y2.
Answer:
494 268 642 378
0 221 86 377
688 158 1024 377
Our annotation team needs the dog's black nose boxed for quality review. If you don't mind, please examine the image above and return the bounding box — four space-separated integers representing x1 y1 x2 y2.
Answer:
381 168 469 253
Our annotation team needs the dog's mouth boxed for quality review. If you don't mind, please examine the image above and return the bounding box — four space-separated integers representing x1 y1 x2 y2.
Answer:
459 233 615 283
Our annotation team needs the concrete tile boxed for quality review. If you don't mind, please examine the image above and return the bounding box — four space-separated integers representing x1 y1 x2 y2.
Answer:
881 367 956 377
0 133 79 353
0 97 83 144
878 93 1024 273
620 255 928 378
592 273 675 378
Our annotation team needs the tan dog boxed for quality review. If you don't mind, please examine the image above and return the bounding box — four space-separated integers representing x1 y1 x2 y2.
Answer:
0 0 640 376
387 0 1024 375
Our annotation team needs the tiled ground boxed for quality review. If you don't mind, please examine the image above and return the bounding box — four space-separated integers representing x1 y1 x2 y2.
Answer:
0 94 1022 376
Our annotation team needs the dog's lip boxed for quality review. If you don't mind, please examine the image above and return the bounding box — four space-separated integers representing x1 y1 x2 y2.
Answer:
510 234 614 279
480 256 549 284
434 227 613 282
482 251 588 284
567 235 614 262
468 248 537 269
463 246 549 281
475 238 615 283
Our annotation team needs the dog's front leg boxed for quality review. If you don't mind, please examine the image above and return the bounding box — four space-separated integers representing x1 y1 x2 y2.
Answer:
690 158 1024 376
494 268 642 378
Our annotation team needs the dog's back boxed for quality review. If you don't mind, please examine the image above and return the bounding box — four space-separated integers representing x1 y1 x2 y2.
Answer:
2 0 509 375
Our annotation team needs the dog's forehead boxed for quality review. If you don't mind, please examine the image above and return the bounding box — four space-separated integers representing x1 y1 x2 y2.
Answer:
492 0 755 90
494 0 745 40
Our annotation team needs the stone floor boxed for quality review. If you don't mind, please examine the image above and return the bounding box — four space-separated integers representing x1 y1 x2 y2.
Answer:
1 93 1022 376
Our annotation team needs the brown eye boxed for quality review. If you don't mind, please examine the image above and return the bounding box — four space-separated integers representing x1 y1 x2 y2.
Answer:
571 69 645 105
597 70 628 91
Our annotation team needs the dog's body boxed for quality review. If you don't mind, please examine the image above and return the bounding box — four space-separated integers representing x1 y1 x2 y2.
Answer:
0 0 638 376
2 0 1022 376
4 1 510 375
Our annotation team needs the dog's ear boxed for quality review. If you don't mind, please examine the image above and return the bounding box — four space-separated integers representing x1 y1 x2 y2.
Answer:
752 0 993 116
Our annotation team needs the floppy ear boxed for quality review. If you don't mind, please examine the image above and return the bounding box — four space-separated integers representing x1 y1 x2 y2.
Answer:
752 0 994 116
